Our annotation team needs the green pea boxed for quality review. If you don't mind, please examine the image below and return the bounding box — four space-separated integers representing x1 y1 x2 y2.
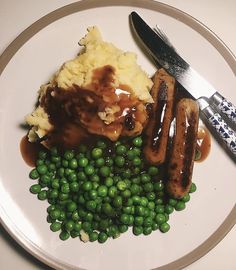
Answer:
65 220 74 232
133 226 143 236
175 201 186 211
38 150 48 160
105 177 113 187
40 174 51 185
141 174 151 183
50 222 61 232
69 182 79 192
98 232 108 243
94 157 104 168
132 157 141 167
113 196 122 208
132 195 141 205
30 184 41 194
135 206 145 216
152 223 159 231
51 156 61 164
59 231 70 241
108 186 118 198
77 157 88 168
61 183 70 194
140 197 148 207
119 224 128 233
49 208 60 219
182 194 191 203
189 183 197 193
107 225 120 238
114 156 125 167
148 166 159 176
132 136 142 147
160 222 170 233
67 202 77 212
147 201 155 210
36 165 48 175
62 159 69 168
127 150 135 160
102 203 115 217
49 189 58 199
97 185 108 197
77 172 86 182
99 219 110 230
86 200 97 212
155 205 165 214
132 147 141 156
89 174 99 182
121 189 131 199
74 222 82 232
84 212 93 222
116 145 127 155
82 181 93 191
88 189 98 200
69 158 78 169
84 165 95 176
96 140 107 149
130 184 140 195
64 168 73 177
105 157 113 167
143 226 152 235
168 198 177 206
58 211 66 221
153 181 164 191
99 166 111 177
64 150 74 160
37 190 47 200
70 230 80 238
89 231 99 242
29 169 39 179
134 216 144 226
120 213 130 225
165 204 174 214
143 183 154 193
91 148 103 159
58 168 65 177
155 213 166 225
71 211 79 221
117 180 127 191
58 192 69 201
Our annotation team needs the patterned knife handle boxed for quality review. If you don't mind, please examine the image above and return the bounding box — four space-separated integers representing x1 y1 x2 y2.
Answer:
202 105 236 155
210 92 236 125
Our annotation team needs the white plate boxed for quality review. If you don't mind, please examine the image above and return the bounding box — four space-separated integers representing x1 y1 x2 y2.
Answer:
0 0 235 269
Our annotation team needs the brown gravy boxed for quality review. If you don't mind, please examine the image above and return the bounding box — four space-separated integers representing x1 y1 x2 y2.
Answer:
20 135 43 167
196 126 211 162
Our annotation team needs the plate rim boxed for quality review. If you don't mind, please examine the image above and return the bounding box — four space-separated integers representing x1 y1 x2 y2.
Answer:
0 0 235 269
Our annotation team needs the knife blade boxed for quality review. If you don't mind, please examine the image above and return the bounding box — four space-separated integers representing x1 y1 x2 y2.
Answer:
130 11 236 156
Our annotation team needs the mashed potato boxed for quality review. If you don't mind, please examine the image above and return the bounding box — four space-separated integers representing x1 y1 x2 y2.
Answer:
26 26 153 142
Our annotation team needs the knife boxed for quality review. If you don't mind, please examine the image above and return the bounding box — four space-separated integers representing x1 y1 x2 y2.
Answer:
130 11 236 156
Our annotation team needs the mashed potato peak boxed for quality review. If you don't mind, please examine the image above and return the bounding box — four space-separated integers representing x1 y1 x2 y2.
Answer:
26 26 153 143
55 26 153 103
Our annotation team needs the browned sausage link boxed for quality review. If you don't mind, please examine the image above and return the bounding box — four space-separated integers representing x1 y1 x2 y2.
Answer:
166 98 199 199
144 68 175 165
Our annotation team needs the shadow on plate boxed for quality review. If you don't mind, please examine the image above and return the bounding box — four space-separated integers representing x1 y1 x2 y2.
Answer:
0 224 53 270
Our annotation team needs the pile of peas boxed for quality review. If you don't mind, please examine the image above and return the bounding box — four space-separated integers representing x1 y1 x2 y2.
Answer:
29 136 197 243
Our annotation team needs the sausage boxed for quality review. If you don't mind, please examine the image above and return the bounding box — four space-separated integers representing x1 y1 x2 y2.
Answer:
166 98 199 199
144 68 175 165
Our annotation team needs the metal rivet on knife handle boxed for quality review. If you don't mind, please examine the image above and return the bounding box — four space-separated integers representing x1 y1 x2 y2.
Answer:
202 105 236 155
210 92 236 125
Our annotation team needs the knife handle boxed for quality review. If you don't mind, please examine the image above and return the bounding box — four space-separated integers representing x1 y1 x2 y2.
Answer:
202 105 236 155
210 92 236 125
